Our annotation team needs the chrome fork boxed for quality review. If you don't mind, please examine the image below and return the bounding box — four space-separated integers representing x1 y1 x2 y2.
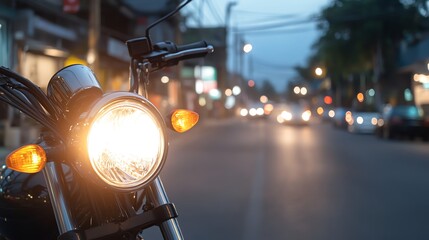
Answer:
42 161 76 234
147 177 184 240
43 163 183 240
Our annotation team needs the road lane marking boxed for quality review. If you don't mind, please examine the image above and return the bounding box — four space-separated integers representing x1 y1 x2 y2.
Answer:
242 122 266 240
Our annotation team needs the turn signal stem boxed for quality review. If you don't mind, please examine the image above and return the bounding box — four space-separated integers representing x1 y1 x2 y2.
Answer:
168 109 199 133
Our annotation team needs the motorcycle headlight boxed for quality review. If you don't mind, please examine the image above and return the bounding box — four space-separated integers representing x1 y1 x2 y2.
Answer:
47 66 167 191
76 92 168 191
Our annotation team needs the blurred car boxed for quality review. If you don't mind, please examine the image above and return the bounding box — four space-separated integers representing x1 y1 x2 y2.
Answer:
347 103 381 134
376 104 429 139
332 107 349 129
239 103 267 120
277 103 312 125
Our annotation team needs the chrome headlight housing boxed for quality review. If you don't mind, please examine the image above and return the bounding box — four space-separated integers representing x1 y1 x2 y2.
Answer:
73 92 168 191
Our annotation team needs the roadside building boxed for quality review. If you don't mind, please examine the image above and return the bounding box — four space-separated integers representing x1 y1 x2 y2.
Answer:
0 0 182 148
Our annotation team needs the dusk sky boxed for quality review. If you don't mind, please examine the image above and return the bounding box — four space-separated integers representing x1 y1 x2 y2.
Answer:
185 0 331 91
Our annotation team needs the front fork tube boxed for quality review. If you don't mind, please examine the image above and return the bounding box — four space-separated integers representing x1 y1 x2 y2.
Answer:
42 162 76 234
42 164 183 240
148 177 184 240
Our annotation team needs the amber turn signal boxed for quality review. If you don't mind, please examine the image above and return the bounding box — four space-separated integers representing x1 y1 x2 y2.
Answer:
171 109 199 133
6 144 47 173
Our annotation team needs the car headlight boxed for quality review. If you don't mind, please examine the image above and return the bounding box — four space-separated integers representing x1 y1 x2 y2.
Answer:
356 116 364 124
240 108 248 117
377 118 385 127
281 111 292 121
72 92 168 191
249 108 257 116
301 110 311 122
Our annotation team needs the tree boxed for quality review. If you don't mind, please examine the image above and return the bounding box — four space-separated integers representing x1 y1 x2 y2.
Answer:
259 80 279 102
312 0 429 104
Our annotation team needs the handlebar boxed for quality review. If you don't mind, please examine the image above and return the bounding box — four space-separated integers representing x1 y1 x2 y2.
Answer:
126 37 214 71
152 40 214 68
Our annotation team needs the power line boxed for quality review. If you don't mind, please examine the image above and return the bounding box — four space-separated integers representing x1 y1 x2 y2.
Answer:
183 1 201 26
211 0 226 25
244 27 315 35
252 57 297 69
234 11 300 24
206 0 224 26
237 14 300 25
234 10 299 17
235 16 320 33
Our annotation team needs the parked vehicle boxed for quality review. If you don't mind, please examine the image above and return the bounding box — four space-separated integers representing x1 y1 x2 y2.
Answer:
347 102 380 134
0 1 213 239
376 104 429 140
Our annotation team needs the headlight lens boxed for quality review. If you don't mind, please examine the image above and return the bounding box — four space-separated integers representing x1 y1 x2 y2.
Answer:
86 99 166 190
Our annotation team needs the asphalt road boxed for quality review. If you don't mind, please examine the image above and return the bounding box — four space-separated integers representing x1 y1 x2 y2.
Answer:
146 117 429 240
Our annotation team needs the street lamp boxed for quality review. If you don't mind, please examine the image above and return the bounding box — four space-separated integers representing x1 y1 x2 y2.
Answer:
243 43 253 53
239 40 252 76
235 38 252 105
315 67 323 77
161 76 169 84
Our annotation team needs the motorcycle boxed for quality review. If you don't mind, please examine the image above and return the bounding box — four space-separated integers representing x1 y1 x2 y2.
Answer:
0 1 213 239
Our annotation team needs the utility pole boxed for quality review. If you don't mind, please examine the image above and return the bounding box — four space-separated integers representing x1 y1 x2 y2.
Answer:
226 1 237 85
174 13 183 108
88 0 100 79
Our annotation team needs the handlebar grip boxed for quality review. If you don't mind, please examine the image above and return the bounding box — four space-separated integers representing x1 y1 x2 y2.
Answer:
162 45 214 63
149 41 214 70
176 41 208 52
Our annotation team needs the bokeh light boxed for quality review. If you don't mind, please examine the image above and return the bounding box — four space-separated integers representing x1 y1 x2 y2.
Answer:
161 76 169 84
243 43 253 53
357 93 364 102
315 67 323 76
248 80 255 87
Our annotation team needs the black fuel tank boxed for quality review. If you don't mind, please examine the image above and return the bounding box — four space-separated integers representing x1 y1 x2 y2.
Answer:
0 165 58 239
